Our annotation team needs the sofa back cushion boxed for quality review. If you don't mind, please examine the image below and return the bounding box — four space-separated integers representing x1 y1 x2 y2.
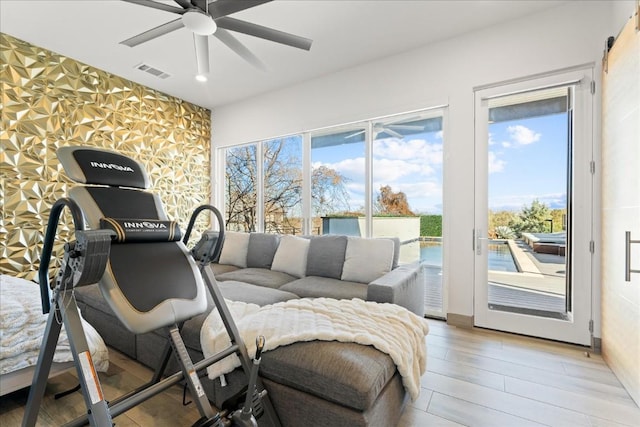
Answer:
305 235 348 279
218 231 250 267
271 235 310 278
341 237 394 284
246 233 281 269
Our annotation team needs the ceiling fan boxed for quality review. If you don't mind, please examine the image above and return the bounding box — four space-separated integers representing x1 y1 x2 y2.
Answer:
120 0 313 78
345 120 425 139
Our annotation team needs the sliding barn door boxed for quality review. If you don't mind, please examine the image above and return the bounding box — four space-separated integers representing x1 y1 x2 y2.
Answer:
601 9 640 406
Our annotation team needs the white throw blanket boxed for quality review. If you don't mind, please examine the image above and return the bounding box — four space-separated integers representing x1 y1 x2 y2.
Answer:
0 275 109 376
201 297 429 400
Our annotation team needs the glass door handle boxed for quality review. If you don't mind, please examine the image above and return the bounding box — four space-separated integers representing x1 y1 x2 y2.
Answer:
475 229 488 255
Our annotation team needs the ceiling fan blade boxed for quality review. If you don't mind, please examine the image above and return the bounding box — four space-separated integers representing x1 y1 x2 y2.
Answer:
386 124 425 131
121 0 186 14
202 0 272 18
215 29 266 71
193 34 210 74
345 130 365 139
173 0 193 9
120 18 185 47
383 128 404 139
216 16 312 51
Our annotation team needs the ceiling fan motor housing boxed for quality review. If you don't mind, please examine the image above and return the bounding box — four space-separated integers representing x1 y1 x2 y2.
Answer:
182 9 217 35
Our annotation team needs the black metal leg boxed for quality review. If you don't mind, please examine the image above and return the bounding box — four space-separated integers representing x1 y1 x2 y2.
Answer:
22 303 64 427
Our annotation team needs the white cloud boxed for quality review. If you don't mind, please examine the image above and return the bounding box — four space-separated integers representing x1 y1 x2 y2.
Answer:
488 151 506 174
373 158 433 181
507 125 541 146
373 138 443 165
489 192 567 211
393 181 442 199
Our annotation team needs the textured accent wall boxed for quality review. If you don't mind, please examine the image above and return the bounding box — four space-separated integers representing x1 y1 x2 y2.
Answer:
1 33 211 281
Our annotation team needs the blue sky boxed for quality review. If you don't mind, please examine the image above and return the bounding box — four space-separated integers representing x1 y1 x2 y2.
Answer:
488 113 568 211
310 112 568 215
312 129 444 214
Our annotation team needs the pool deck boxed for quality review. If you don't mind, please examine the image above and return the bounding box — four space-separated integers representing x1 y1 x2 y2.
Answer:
489 239 566 295
422 238 567 316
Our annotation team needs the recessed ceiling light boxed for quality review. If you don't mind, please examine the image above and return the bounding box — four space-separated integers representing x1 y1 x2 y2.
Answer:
195 74 208 82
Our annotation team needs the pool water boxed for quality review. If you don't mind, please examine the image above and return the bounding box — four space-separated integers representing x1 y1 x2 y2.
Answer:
420 241 518 272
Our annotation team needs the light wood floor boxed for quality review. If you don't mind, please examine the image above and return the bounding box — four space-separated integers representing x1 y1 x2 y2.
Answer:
2 319 638 426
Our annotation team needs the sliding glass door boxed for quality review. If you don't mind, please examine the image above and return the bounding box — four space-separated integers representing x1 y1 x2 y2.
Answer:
474 69 594 344
371 112 445 317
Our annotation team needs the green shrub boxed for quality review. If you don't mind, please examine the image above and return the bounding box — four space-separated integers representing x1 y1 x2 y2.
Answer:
421 215 442 237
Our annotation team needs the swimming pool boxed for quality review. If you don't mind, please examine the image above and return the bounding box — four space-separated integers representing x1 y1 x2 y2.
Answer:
419 241 518 272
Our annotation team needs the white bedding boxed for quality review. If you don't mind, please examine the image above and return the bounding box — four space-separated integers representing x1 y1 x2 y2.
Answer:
201 297 429 400
0 274 109 376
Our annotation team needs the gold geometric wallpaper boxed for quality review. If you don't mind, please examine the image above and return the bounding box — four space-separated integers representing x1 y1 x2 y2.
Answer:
1 33 211 281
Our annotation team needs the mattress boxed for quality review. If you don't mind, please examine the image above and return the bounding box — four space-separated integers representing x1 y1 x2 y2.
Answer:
0 274 109 394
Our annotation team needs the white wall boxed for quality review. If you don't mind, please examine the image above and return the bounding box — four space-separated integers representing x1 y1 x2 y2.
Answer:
211 1 631 334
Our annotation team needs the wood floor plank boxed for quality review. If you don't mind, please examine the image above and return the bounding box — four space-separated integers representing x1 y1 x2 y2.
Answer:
561 360 626 387
399 404 465 427
504 377 640 425
427 392 545 427
423 372 592 426
409 387 433 412
446 348 635 407
426 341 449 360
588 415 638 427
427 356 505 391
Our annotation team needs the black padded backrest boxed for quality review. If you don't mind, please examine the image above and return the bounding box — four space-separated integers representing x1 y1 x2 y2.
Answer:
58 146 150 189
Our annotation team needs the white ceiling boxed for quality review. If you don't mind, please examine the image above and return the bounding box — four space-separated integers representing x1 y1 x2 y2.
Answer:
0 0 566 110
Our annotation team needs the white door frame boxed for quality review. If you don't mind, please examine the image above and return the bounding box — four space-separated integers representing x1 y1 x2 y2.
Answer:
473 68 594 345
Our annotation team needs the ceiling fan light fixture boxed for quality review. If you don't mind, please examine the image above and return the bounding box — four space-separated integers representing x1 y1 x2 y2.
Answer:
182 9 217 35
195 73 208 82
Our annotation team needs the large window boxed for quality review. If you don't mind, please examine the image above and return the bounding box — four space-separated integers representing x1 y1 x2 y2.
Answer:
225 137 303 233
263 136 303 234
222 108 446 316
310 124 366 235
225 145 257 232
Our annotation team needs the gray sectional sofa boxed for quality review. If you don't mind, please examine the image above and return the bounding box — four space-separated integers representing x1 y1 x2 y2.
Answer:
74 231 424 426
210 231 424 316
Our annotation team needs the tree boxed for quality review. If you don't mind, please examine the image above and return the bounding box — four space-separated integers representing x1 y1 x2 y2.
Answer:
375 185 414 215
550 208 567 232
311 165 351 216
264 140 303 233
225 140 350 232
511 199 551 236
225 145 257 231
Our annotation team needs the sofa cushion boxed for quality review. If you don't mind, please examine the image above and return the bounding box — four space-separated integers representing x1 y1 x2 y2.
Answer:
260 340 397 411
211 263 240 276
216 268 296 289
305 235 348 279
246 233 280 269
271 235 310 278
218 231 250 267
280 276 368 300
341 237 394 284
388 237 401 269
218 281 299 306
